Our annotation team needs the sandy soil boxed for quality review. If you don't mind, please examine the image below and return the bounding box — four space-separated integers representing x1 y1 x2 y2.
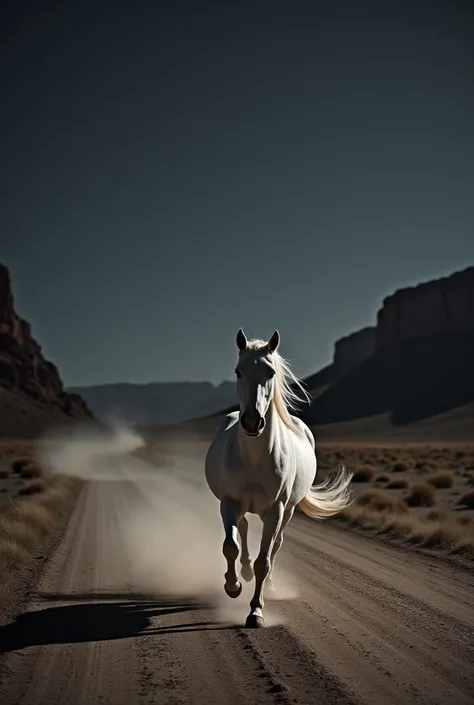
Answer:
1 474 473 705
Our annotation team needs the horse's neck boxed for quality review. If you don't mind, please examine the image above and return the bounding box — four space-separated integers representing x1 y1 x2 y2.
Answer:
237 402 281 464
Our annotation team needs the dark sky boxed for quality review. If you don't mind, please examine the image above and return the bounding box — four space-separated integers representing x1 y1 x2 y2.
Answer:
2 1 473 386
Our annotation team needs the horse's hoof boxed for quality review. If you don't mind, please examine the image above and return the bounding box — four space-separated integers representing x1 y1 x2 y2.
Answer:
240 564 254 582
245 613 265 629
224 581 242 599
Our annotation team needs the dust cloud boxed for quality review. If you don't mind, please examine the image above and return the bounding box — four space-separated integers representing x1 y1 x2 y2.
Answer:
39 422 299 624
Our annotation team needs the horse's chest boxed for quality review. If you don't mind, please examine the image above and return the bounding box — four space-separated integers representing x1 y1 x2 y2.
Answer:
227 461 286 514
228 479 277 515
245 482 274 514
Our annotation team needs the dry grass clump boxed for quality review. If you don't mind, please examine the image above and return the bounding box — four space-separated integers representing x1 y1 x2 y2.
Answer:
408 518 474 554
354 488 408 514
351 465 376 483
391 461 409 473
0 473 82 607
406 482 436 508
338 501 474 556
386 478 410 490
426 471 454 489
458 491 474 510
414 460 439 473
11 456 43 478
319 443 474 559
375 473 390 483
11 456 36 473
426 508 448 522
18 479 48 496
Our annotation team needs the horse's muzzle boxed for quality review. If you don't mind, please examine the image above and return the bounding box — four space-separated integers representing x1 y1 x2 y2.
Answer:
240 412 266 436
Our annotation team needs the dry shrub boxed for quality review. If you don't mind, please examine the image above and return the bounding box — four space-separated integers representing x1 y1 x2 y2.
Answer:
427 509 448 522
387 478 410 490
0 474 82 607
458 491 474 509
0 513 42 552
8 502 57 539
0 468 10 479
426 472 454 489
356 488 408 514
392 462 408 473
0 540 30 575
351 466 376 483
18 479 48 496
375 474 390 483
11 456 34 473
406 483 436 508
338 504 474 556
414 460 438 473
466 476 474 486
11 456 43 478
411 521 473 553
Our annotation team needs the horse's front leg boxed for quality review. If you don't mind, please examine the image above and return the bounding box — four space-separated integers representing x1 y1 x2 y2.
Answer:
246 502 284 628
265 507 294 596
239 515 254 582
220 496 243 598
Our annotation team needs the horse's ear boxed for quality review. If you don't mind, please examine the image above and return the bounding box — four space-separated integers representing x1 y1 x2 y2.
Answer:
267 330 280 353
236 328 248 351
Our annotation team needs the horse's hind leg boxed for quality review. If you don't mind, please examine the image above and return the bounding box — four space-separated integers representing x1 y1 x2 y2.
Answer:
220 497 243 598
239 515 253 582
266 507 294 596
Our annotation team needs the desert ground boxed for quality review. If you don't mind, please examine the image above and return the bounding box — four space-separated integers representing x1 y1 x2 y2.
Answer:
0 429 473 705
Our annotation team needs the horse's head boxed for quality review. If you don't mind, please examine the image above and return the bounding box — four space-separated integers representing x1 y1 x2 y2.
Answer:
234 328 280 437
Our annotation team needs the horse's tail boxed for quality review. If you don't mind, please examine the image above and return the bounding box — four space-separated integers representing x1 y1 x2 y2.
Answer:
298 464 353 519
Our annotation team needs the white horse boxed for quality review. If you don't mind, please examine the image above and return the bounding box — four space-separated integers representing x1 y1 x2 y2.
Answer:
205 328 353 628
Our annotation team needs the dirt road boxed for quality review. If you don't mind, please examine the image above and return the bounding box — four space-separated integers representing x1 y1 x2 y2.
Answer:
1 480 473 705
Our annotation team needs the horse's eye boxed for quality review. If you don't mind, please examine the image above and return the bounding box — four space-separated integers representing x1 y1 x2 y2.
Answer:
235 370 242 379
268 371 275 380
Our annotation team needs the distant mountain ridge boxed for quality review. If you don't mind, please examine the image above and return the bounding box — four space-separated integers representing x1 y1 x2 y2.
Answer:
68 379 237 425
71 324 377 426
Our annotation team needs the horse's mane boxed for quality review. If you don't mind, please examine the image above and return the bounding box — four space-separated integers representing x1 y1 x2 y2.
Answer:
246 339 312 437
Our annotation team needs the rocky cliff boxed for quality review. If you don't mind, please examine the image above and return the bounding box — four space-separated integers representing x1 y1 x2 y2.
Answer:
303 327 376 395
304 265 474 429
0 263 92 421
376 266 474 347
333 327 376 370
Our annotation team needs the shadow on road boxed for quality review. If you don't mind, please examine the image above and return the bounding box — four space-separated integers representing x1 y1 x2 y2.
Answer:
0 591 235 654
